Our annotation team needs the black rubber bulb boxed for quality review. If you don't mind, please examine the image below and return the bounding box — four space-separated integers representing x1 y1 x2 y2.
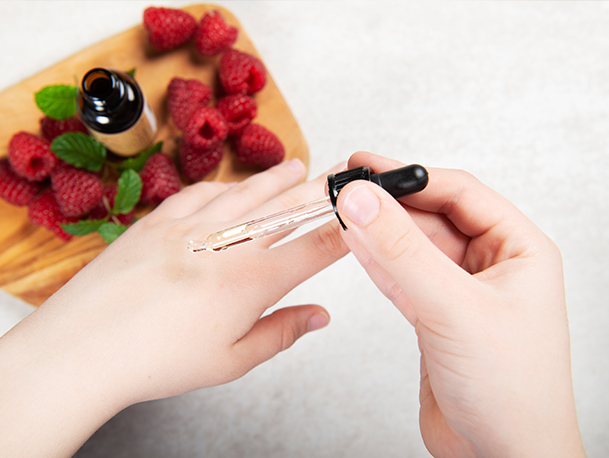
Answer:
327 164 429 229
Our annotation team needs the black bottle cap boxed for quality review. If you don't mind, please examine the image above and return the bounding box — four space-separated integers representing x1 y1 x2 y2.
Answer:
327 164 429 230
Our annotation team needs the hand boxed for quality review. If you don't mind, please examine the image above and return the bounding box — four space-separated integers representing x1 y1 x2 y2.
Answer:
0 158 348 457
335 152 585 458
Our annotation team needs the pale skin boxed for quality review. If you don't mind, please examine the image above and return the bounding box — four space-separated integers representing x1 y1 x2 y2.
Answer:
0 153 586 457
336 152 586 458
0 158 349 457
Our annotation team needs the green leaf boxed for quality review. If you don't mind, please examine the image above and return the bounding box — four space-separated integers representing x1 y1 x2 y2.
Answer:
98 222 129 244
61 219 106 236
114 141 162 172
126 68 136 78
34 85 77 120
51 132 107 172
113 169 142 215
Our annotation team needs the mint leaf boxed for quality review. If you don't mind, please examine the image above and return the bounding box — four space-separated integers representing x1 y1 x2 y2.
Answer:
127 68 136 78
51 132 107 172
61 219 106 236
98 222 129 244
114 169 142 215
115 141 162 172
34 85 77 120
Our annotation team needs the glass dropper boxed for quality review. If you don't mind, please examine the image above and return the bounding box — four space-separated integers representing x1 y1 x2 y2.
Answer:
188 164 429 253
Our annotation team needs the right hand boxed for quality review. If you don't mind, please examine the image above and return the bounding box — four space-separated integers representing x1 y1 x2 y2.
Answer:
335 152 586 458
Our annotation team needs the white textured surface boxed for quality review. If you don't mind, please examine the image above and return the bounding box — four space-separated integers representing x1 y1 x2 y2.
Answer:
1 1 608 456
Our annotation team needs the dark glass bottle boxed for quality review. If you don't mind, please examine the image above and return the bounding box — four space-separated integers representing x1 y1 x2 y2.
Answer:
77 68 157 157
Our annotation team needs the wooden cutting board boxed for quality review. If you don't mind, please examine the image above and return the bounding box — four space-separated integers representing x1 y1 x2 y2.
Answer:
0 4 308 306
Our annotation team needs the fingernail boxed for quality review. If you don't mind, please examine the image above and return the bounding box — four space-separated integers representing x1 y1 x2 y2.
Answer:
341 185 380 227
308 312 330 332
285 158 304 173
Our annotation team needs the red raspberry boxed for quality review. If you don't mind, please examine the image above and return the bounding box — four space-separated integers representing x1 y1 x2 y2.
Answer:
219 49 267 95
215 94 257 136
143 7 197 51
28 191 79 242
183 106 228 150
89 185 135 225
8 131 58 182
51 163 104 217
0 158 41 206
167 77 213 130
139 153 181 205
40 115 88 142
234 123 285 169
179 141 223 182
195 10 238 57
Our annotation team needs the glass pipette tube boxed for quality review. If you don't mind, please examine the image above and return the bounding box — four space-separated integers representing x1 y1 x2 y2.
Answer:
188 196 334 252
188 164 429 253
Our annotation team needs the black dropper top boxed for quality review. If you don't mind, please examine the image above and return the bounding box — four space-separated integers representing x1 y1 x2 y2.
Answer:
327 164 429 229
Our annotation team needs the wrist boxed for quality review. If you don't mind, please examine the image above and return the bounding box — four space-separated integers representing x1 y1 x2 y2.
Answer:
0 301 130 457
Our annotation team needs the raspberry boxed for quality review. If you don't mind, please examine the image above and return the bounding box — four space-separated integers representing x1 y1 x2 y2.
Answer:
51 163 104 217
40 115 88 142
195 10 238 57
89 185 135 225
8 131 58 182
139 153 181 205
167 77 213 130
179 141 223 182
219 49 267 95
143 7 197 51
183 106 228 150
28 191 79 242
0 158 41 206
234 123 285 169
215 94 257 135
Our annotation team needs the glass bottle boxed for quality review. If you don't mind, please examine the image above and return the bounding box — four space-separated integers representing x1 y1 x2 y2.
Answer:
77 68 157 157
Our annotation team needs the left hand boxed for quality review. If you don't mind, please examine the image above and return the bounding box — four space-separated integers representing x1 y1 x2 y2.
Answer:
0 158 349 457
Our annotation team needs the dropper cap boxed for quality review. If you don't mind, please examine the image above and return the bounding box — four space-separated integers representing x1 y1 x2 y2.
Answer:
327 164 429 229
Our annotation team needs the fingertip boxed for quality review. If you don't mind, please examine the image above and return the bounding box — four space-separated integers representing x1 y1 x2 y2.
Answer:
283 158 305 174
308 310 330 332
338 182 381 228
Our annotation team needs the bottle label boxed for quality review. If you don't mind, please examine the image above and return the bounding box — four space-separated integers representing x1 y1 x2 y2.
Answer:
89 103 158 157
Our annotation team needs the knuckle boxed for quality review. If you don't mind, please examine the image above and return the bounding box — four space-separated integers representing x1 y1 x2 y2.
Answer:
437 169 479 216
226 180 254 199
383 279 406 304
310 222 349 260
279 318 300 352
277 191 304 213
383 224 418 263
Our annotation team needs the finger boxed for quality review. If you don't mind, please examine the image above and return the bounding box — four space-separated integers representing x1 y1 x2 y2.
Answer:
184 162 346 250
236 161 346 248
197 159 307 222
337 180 478 323
259 220 349 297
153 180 234 219
347 151 536 242
348 150 406 172
232 305 330 368
347 240 419 325
349 152 469 264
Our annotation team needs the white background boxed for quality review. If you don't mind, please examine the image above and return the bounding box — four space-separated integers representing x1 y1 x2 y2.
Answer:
1 1 608 456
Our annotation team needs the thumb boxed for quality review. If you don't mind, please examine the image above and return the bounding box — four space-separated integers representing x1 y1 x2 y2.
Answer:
233 305 329 368
336 181 475 323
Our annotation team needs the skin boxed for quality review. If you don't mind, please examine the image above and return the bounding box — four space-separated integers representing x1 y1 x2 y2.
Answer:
0 158 349 457
336 152 586 458
0 152 586 457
